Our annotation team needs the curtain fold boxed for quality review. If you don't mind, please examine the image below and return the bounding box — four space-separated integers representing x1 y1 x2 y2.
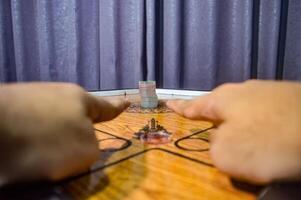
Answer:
257 0 281 79
284 0 301 80
0 0 300 90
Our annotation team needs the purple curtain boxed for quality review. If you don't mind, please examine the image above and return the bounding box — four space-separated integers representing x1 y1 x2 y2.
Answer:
0 0 300 91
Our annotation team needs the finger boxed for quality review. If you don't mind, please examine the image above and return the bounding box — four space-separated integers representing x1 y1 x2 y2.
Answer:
166 99 191 116
209 123 271 184
166 94 222 122
83 93 130 123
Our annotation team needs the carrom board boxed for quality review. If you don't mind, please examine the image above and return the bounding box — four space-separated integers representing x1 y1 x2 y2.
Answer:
61 89 259 200
0 89 263 200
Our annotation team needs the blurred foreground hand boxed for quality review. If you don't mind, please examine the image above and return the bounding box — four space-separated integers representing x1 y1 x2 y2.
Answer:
0 83 129 185
167 80 301 184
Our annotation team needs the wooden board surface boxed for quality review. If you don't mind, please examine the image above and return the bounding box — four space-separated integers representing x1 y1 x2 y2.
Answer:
0 92 261 199
60 93 259 200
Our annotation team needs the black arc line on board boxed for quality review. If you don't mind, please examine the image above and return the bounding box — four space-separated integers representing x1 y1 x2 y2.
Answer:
98 138 132 152
60 127 216 183
95 129 132 152
61 147 215 184
174 126 214 152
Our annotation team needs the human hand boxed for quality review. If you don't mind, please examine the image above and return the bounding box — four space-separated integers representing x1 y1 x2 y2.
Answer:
167 80 301 184
0 83 129 185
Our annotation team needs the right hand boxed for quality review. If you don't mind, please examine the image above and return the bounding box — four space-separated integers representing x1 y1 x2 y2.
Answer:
167 80 301 184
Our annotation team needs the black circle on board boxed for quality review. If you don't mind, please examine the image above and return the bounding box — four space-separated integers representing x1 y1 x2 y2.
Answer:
175 137 209 152
98 137 132 152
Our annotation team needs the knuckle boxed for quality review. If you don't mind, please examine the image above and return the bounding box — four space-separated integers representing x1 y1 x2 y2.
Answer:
243 79 268 88
183 107 195 118
63 83 86 100
211 140 272 184
214 83 240 93
247 165 273 184
64 83 84 93
252 172 272 184
244 79 259 84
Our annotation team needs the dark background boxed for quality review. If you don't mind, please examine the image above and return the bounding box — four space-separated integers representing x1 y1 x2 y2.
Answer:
0 0 300 90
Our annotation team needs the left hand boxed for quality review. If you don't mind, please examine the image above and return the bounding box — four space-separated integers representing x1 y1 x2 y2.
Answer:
0 83 129 184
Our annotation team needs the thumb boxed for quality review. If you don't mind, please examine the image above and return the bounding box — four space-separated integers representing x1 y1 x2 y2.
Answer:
83 93 130 123
166 94 222 123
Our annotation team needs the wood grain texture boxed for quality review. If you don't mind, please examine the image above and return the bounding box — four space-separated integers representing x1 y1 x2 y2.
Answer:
62 94 259 200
